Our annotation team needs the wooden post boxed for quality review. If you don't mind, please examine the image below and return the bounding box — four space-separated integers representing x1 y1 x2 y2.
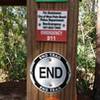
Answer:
27 0 79 100
94 1 100 99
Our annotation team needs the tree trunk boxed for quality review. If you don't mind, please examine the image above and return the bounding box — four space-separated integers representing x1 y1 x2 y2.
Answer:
92 0 95 12
93 0 100 100
2 7 10 52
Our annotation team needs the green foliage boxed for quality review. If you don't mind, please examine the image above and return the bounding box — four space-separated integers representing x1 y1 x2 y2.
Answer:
0 7 27 81
77 0 96 95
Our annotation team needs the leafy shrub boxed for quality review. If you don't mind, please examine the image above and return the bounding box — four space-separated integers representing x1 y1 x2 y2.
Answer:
0 7 27 81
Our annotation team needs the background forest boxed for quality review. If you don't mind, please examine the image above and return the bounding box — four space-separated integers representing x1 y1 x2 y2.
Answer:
0 0 97 97
0 7 27 81
77 0 96 95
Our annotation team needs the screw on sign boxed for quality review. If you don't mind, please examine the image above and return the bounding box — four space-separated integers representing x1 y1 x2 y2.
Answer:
30 52 71 93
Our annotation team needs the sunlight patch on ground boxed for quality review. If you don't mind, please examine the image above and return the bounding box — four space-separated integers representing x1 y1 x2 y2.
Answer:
0 69 8 83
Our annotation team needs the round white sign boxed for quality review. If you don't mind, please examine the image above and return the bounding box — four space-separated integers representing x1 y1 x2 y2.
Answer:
30 52 71 93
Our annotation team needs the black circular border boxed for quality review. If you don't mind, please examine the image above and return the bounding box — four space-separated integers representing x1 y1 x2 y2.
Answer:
30 52 71 93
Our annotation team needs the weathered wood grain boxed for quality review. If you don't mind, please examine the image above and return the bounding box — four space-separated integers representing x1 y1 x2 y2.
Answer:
27 0 79 99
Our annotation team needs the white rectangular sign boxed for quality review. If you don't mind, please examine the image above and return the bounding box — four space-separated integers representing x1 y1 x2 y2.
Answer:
37 10 68 42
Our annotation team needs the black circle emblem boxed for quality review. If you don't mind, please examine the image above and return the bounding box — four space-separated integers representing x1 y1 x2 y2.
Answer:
30 52 71 93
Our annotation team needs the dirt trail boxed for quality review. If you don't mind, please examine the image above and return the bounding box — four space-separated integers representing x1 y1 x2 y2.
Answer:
0 80 26 100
